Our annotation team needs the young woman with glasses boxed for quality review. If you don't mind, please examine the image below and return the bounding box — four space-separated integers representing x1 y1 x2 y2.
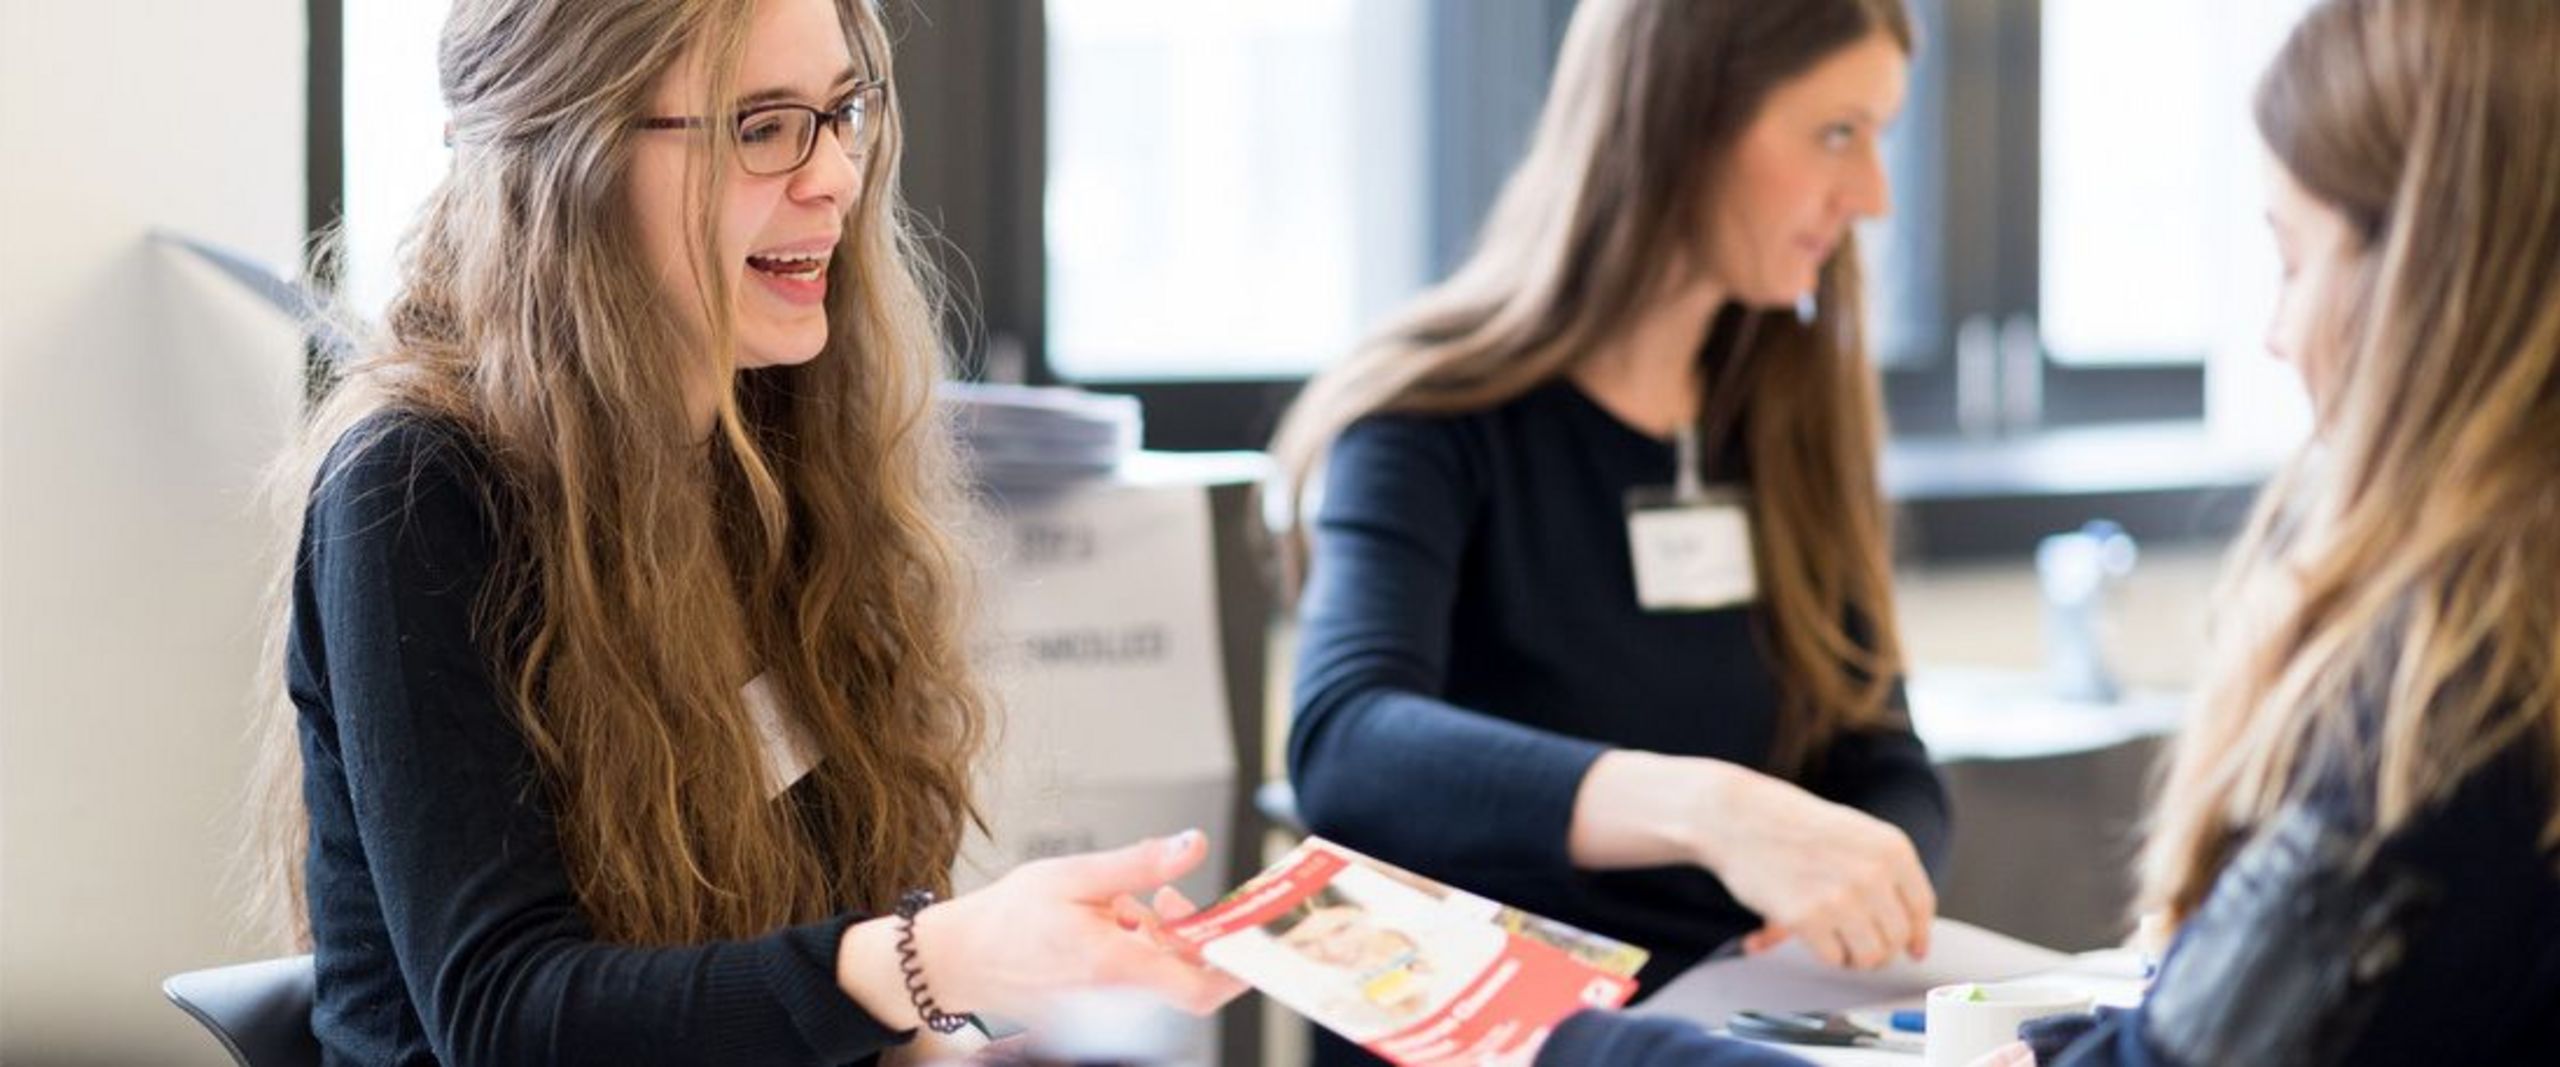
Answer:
249 1 1233 1063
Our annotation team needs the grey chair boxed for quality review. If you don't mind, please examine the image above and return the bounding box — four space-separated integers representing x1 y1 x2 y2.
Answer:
162 955 323 1067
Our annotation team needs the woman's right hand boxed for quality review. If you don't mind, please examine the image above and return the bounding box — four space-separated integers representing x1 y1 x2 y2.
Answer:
837 831 1246 1029
1692 762 1935 969
1570 750 1934 970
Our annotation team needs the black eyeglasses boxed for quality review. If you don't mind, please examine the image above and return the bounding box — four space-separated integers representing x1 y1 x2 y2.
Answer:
635 80 888 176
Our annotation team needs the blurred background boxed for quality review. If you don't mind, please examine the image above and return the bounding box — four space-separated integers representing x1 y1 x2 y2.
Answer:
3 0 2322 1062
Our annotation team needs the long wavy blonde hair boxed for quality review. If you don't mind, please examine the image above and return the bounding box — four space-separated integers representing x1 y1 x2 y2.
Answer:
2138 0 2560 922
248 0 990 948
1268 0 1914 775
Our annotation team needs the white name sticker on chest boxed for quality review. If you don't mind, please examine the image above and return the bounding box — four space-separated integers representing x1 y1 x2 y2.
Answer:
1626 503 1758 612
742 673 821 798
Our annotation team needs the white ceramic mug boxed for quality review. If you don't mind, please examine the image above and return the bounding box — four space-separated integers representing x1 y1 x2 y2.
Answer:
1923 982 2095 1067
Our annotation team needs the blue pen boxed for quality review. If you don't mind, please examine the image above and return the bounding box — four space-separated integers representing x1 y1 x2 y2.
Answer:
1889 1009 1927 1033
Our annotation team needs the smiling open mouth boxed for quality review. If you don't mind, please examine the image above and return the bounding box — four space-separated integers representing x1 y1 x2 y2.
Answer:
747 250 828 282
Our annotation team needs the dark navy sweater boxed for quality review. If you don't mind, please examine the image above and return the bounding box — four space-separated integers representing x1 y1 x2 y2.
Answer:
287 417 904 1066
1288 380 1952 993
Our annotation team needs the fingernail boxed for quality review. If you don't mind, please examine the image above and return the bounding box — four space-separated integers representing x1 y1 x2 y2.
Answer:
1161 828 1202 857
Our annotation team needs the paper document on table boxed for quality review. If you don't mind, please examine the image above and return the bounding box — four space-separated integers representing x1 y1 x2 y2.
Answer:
1631 918 2073 1029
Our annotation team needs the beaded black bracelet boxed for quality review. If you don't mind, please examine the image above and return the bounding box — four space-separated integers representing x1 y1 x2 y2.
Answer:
893 889 973 1035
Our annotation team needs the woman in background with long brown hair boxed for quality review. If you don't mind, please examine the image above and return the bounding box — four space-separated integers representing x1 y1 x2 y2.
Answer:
1268 0 1948 1036
1529 0 2560 1061
251 0 1231 1063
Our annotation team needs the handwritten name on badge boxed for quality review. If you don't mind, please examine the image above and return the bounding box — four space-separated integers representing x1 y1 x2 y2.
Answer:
1627 502 1757 612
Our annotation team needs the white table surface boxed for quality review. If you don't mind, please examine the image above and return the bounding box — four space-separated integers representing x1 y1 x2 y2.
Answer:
1634 920 2147 1064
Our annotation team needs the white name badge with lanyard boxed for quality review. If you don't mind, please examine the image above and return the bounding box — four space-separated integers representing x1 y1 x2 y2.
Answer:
1625 423 1758 612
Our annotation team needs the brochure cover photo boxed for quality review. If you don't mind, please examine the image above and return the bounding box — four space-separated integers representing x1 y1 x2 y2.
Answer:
1164 838 1648 1066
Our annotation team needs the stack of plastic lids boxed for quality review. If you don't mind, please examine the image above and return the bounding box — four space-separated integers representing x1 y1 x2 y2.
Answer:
940 380 1143 487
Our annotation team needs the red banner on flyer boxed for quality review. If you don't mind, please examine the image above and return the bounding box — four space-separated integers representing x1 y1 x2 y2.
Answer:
1164 838 1648 1066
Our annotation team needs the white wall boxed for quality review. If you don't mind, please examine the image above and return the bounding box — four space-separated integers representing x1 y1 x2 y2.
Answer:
1 0 306 1062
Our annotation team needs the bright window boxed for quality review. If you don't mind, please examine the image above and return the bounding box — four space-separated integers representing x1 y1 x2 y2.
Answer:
1044 0 1429 380
340 1 454 321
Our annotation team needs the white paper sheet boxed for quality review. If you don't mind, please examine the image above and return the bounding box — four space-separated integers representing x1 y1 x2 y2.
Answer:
1631 919 2075 1030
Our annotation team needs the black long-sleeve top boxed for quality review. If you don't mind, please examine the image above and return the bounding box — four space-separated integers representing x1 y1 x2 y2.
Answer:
1288 380 1952 992
1535 725 2560 1065
288 415 905 1066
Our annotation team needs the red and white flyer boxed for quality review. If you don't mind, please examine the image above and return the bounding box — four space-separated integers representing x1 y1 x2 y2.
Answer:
1165 838 1646 1066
